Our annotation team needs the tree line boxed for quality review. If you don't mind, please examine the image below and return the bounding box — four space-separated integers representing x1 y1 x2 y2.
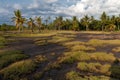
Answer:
1 10 120 32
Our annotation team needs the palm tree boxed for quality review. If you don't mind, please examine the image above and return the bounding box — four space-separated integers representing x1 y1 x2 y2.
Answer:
81 15 90 31
27 18 35 32
100 12 107 31
72 16 79 31
12 10 24 31
116 17 120 30
35 16 42 32
19 17 26 31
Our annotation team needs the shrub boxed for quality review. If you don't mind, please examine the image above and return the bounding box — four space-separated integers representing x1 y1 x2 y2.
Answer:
0 59 37 80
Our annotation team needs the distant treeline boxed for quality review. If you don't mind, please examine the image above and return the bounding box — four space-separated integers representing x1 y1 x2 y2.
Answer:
1 10 120 32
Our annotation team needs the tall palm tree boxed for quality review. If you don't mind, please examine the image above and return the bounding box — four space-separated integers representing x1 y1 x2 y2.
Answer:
35 16 42 32
72 16 79 31
81 15 90 31
12 10 25 31
100 12 107 31
19 17 26 31
27 18 35 32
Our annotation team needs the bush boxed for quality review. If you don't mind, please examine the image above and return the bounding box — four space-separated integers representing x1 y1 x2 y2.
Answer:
0 59 37 80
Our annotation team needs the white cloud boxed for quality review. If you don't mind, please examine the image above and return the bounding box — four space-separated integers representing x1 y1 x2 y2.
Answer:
0 8 9 14
13 4 22 9
55 0 120 18
44 0 58 3
28 0 39 9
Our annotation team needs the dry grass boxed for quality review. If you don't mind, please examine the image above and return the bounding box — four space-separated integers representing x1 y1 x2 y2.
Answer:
88 39 120 47
58 52 90 64
90 52 116 63
112 47 120 53
71 45 96 51
34 55 47 63
0 59 37 80
77 62 111 75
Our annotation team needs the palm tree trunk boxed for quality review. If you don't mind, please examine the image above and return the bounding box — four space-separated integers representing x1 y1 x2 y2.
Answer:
86 25 89 31
102 25 104 31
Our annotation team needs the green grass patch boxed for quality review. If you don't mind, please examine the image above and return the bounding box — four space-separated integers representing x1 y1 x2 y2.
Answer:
90 52 116 63
0 59 37 80
71 45 96 52
0 36 6 48
0 50 29 69
110 65 120 79
66 71 111 80
88 39 120 47
77 62 111 75
58 52 90 64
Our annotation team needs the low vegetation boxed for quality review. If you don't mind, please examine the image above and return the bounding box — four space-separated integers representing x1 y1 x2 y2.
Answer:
34 55 47 63
112 47 120 53
71 45 96 51
90 52 116 63
66 71 111 80
0 50 29 69
58 52 90 64
88 39 120 47
77 62 111 75
0 36 6 48
0 59 37 80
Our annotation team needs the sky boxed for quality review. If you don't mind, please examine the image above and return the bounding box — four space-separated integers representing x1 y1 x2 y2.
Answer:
0 0 120 24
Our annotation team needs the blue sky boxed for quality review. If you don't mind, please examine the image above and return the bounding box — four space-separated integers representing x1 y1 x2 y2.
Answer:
0 0 120 24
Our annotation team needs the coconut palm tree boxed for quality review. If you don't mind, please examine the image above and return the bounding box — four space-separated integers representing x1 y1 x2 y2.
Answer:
27 18 35 32
12 10 25 31
81 15 90 31
100 12 107 31
35 16 42 32
72 16 79 31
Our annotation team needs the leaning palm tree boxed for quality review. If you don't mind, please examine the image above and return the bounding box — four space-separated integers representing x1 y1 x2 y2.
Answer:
35 16 42 32
12 10 24 31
